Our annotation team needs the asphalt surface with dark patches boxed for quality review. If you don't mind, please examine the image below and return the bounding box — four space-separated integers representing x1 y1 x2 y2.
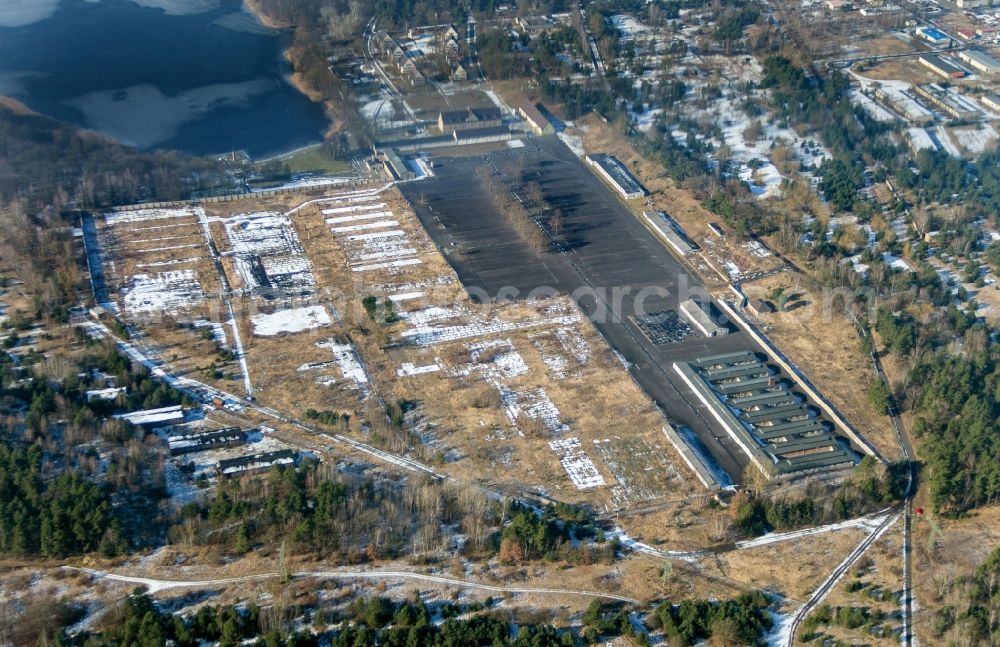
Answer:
403 136 796 483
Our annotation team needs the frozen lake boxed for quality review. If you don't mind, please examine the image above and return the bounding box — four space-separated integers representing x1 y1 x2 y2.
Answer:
0 0 328 156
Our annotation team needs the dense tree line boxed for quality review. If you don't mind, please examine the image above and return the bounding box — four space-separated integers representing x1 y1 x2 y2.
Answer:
910 349 1000 513
0 338 193 555
178 460 497 559
0 441 120 557
65 590 573 647
498 503 615 565
818 157 865 212
332 611 572 647
712 2 764 54
801 603 888 641
475 164 551 252
0 102 228 211
730 457 908 537
874 308 916 358
650 592 772 646
761 56 897 167
62 590 312 647
475 30 534 80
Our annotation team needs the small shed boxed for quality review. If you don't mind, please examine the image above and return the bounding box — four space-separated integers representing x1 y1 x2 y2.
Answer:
747 299 774 317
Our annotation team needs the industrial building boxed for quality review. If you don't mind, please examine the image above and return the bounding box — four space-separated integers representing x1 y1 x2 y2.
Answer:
673 352 856 480
585 153 648 199
437 107 504 133
915 26 950 47
679 298 728 337
218 449 296 477
859 4 900 14
114 404 186 429
641 210 698 256
982 94 1000 112
168 427 246 456
957 49 1000 75
914 84 980 121
380 148 416 180
872 86 934 125
919 54 967 80
517 100 555 135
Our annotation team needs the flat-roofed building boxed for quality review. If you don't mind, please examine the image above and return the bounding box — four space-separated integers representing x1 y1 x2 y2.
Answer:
914 83 980 120
919 54 967 79
982 94 1000 112
679 299 728 337
168 427 246 456
514 15 553 35
585 153 648 199
916 26 950 46
872 85 934 125
747 299 774 317
958 49 1000 75
381 148 415 181
114 405 185 429
642 210 698 256
673 355 857 481
218 450 295 478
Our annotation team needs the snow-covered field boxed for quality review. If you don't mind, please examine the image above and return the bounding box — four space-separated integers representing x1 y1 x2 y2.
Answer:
549 437 606 489
952 124 998 153
251 305 332 336
401 310 581 346
315 339 369 390
105 205 203 226
907 127 936 152
501 387 569 435
321 195 425 273
530 333 573 380
121 270 205 314
221 212 316 292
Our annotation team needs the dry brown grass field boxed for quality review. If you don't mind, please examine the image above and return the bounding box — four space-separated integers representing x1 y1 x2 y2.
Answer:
96 184 701 518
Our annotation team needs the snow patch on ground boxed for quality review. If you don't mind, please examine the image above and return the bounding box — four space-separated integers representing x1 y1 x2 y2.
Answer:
251 305 332 336
397 362 441 376
558 132 586 157
402 310 582 347
121 270 204 315
501 387 569 434
953 124 998 153
221 212 315 292
105 206 202 226
316 339 369 389
549 437 605 489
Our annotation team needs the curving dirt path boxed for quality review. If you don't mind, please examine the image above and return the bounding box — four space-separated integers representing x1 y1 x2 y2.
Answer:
65 566 640 604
